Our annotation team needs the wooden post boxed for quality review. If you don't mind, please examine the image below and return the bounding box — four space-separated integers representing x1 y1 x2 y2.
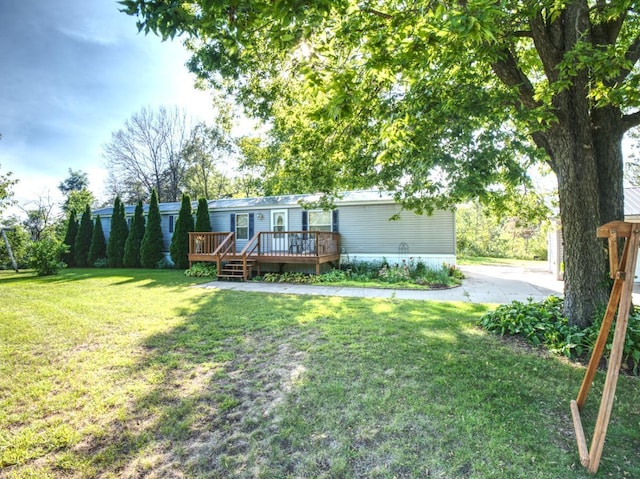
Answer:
571 221 640 474
1 228 18 272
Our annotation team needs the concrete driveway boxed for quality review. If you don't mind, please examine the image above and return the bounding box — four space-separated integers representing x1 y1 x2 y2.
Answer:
201 263 566 304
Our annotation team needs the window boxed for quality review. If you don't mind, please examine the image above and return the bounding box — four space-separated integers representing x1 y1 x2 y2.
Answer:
308 210 332 232
236 213 249 240
169 215 175 233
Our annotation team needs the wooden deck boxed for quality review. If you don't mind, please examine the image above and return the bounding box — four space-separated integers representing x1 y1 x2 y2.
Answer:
188 231 341 280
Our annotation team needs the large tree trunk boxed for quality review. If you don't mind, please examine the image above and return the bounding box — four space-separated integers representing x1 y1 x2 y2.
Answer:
553 134 610 327
549 74 611 326
593 106 625 224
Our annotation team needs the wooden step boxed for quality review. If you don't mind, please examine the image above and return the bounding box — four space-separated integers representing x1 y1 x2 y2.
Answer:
217 259 257 281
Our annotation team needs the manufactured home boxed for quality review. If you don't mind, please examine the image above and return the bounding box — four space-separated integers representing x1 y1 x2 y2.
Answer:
548 187 640 282
93 190 456 279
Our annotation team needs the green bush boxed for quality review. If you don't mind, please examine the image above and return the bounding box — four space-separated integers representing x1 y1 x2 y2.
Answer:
28 237 68 276
184 263 217 277
62 212 78 267
74 205 93 267
170 193 194 269
93 258 109 268
140 189 164 268
479 296 640 375
195 197 212 232
107 197 128 268
88 215 107 266
123 200 145 268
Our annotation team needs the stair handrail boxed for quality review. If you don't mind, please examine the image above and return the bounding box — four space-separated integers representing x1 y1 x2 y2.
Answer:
239 232 261 279
212 232 236 273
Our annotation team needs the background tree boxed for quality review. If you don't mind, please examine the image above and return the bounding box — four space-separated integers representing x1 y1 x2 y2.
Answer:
58 169 88 195
20 194 57 241
88 216 107 266
182 121 234 199
123 200 146 267
122 1 640 326
103 106 192 203
62 211 78 267
0 163 18 214
107 197 129 267
234 136 276 197
58 169 94 217
194 197 211 232
0 218 30 270
170 193 194 269
140 189 164 268
74 205 93 267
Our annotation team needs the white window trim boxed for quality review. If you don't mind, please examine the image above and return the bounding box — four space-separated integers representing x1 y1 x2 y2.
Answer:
236 213 249 240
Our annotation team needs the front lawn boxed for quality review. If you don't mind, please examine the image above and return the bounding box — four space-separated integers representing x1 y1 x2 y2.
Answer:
1 269 639 478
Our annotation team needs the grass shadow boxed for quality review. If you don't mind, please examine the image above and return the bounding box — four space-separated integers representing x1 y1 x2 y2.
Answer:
3 271 639 478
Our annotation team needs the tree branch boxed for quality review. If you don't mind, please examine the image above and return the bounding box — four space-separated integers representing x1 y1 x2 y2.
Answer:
491 48 540 110
360 7 393 20
613 34 640 85
528 11 563 83
622 110 640 132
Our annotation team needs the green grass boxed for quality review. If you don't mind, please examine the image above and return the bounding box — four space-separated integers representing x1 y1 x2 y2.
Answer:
457 256 548 267
1 269 639 478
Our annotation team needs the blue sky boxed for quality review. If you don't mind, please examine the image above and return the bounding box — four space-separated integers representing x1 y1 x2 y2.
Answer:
0 0 215 213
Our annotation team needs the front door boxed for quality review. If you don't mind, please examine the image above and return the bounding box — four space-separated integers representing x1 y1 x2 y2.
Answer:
271 209 288 252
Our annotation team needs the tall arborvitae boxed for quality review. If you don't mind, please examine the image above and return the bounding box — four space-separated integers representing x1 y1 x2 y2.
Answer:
140 189 164 268
62 211 78 267
74 205 93 267
195 198 211 232
88 215 107 266
107 197 129 267
123 200 145 268
170 193 194 269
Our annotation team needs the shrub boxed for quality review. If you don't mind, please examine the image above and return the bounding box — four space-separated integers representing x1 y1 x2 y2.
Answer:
123 200 145 268
107 197 128 267
154 257 173 269
88 215 107 266
93 258 109 268
480 296 640 374
184 263 217 277
28 237 68 276
140 189 164 268
74 205 93 267
62 211 78 267
170 193 194 269
195 197 212 232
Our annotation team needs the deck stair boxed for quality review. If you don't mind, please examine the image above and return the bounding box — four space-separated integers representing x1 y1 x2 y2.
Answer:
217 259 256 281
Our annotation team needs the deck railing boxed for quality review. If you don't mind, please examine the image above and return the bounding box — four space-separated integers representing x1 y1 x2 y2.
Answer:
243 231 340 257
188 232 232 256
189 230 340 271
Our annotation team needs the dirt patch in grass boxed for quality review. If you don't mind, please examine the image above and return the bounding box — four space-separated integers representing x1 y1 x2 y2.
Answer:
75 328 318 478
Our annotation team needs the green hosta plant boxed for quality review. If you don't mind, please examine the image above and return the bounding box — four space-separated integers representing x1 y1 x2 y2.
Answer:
480 296 640 375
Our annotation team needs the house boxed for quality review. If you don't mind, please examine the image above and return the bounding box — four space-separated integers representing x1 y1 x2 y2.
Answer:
93 190 456 279
548 187 640 282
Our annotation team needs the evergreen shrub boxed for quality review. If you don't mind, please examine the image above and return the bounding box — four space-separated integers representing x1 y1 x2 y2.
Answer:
140 189 164 268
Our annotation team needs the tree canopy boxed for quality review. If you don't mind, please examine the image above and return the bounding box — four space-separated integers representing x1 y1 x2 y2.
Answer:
121 0 640 325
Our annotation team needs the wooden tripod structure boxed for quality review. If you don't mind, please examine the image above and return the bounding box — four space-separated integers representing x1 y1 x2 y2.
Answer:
570 221 640 474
